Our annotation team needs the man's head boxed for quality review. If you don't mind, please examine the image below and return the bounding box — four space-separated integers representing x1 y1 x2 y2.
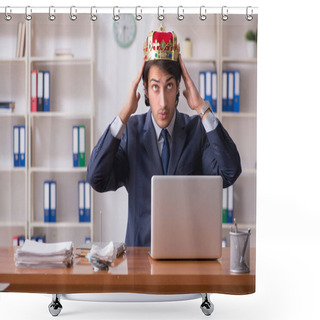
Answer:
143 60 182 129
142 26 181 128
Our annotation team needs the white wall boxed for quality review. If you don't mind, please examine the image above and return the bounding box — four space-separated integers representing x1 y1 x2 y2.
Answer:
93 15 154 242
92 14 229 242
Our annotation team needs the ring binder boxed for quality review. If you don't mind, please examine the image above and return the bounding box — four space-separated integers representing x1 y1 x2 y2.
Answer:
70 6 77 21
113 6 120 21
157 6 164 21
246 6 253 21
49 6 56 21
135 6 142 21
177 6 184 21
90 7 97 21
25 6 32 21
5 6 12 21
221 6 229 21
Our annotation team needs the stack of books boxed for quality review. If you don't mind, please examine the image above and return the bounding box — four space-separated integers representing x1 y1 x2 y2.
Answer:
14 240 73 268
0 101 15 113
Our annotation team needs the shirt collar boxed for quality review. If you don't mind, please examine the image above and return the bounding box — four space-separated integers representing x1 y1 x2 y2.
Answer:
151 109 176 140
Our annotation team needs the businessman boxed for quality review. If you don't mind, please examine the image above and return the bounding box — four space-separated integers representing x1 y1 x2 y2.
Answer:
87 27 241 246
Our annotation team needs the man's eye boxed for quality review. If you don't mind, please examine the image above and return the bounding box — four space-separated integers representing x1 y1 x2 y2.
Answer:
152 85 158 91
167 83 173 89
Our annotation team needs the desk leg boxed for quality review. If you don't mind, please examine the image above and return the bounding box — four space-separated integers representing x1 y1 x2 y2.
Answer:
48 294 63 317
200 293 214 316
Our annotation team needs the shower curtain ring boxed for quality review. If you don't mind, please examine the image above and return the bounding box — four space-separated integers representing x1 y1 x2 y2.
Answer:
25 6 32 21
135 6 142 21
4 6 12 21
177 6 184 21
70 6 77 21
246 6 253 21
49 6 56 21
91 6 98 21
200 6 207 21
113 6 120 21
221 6 228 21
157 6 164 21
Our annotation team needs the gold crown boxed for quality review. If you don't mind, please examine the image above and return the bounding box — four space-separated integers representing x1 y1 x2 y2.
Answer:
143 26 180 61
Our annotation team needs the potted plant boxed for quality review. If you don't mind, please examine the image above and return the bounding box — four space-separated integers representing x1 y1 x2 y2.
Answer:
245 30 257 58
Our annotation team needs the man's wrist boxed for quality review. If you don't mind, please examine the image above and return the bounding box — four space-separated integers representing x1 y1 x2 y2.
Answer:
198 101 212 120
110 116 126 139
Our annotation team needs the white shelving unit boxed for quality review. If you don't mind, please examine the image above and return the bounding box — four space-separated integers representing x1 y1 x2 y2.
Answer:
1 12 256 248
163 14 257 246
218 15 257 245
0 15 28 246
0 14 95 246
27 14 95 246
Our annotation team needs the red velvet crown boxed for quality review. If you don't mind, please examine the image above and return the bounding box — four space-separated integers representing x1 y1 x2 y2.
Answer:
143 26 180 61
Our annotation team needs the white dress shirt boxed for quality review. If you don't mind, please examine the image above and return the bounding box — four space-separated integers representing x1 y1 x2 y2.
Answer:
110 109 218 156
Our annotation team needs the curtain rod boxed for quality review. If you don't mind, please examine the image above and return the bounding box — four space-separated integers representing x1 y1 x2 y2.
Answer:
0 6 258 19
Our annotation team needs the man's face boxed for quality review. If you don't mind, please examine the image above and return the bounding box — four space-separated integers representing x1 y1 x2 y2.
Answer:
144 65 179 129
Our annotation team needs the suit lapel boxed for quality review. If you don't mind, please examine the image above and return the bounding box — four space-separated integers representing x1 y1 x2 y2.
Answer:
142 110 163 175
168 111 186 175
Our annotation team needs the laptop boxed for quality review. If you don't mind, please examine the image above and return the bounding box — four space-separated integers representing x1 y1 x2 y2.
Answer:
150 175 223 260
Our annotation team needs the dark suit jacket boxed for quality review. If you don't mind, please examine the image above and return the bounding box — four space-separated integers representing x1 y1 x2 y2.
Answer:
87 109 241 246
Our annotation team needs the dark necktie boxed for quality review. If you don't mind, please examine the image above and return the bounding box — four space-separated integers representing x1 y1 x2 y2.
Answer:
161 129 170 175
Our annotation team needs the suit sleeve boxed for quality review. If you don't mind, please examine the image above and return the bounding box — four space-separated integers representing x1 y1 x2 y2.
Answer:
202 119 242 188
86 122 129 193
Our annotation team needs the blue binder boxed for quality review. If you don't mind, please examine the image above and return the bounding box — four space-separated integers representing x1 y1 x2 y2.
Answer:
78 181 85 222
211 71 217 113
228 71 234 112
227 185 234 223
44 181 50 222
73 126 79 167
50 181 56 222
204 71 212 107
18 236 25 246
84 181 91 222
222 71 228 112
43 71 50 112
19 125 25 167
37 236 45 243
37 71 44 112
200 70 216 112
233 70 240 112
78 125 86 167
199 71 205 102
13 126 20 167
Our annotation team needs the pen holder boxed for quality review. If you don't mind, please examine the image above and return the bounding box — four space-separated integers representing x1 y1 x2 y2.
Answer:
230 230 250 273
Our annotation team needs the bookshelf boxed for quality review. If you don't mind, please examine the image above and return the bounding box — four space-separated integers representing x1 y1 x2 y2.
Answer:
1 12 256 248
0 14 95 246
162 14 257 246
27 14 95 246
218 15 257 246
0 15 28 246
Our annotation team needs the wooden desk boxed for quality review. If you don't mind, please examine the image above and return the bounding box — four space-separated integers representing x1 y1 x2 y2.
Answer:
0 247 255 295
